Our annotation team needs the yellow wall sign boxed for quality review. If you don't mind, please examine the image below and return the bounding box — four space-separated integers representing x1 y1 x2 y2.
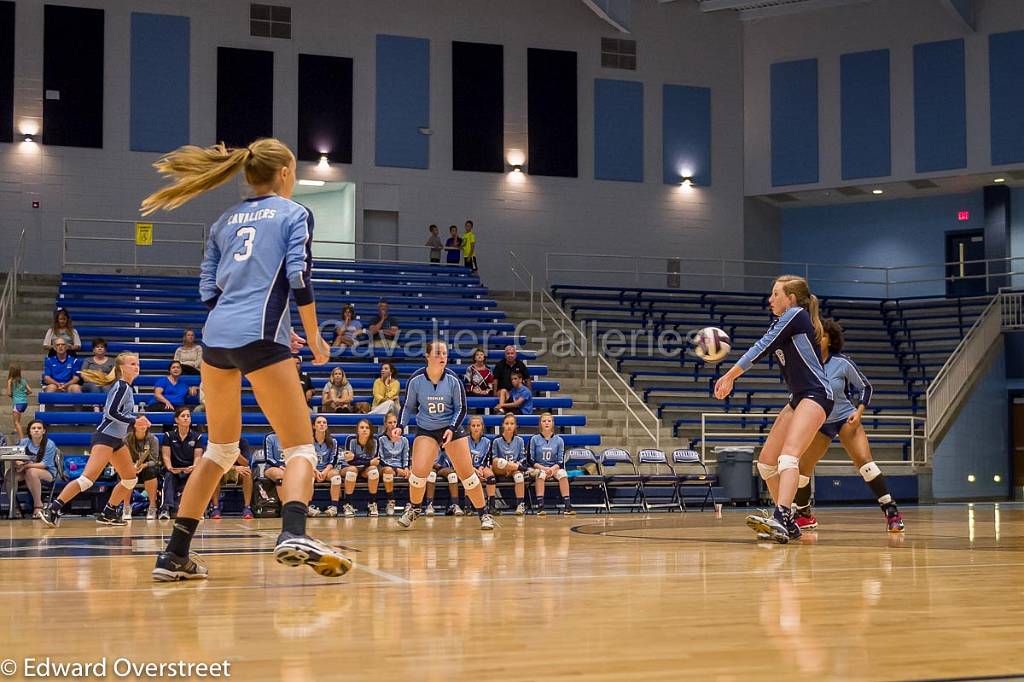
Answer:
135 223 153 246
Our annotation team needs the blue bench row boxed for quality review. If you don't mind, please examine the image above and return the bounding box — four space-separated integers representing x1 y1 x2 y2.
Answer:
72 342 537 362
133 359 549 377
70 326 525 344
39 393 573 411
37 411 586 428
116 375 561 393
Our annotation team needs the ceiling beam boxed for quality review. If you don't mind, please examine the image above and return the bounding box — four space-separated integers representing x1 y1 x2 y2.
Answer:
937 0 975 31
581 0 632 33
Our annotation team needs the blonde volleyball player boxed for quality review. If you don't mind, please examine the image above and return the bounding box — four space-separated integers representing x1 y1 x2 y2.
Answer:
490 413 528 515
40 353 151 527
378 412 411 516
141 138 351 579
528 413 574 515
394 341 495 531
792 319 904 532
714 275 832 544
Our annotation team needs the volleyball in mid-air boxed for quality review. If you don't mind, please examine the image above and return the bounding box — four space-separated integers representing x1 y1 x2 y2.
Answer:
693 327 731 363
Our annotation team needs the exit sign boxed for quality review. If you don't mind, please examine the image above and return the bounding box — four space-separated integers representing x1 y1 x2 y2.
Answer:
957 211 970 221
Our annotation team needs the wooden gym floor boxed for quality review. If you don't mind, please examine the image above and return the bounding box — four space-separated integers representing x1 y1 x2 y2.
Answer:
1 504 1023 682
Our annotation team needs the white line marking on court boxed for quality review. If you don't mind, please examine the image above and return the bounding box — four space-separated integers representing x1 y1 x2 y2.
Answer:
353 564 411 584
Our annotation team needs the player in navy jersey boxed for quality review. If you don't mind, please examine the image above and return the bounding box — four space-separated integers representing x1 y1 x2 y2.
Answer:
793 320 904 532
490 413 528 515
141 138 350 580
339 419 381 517
378 412 411 516
307 415 340 518
41 353 151 527
466 416 498 514
395 341 495 530
528 413 574 515
714 275 833 544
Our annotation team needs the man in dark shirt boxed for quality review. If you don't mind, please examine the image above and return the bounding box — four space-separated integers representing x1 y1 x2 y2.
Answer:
492 345 532 405
295 356 314 407
367 299 400 342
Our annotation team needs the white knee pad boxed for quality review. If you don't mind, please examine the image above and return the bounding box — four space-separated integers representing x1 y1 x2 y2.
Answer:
383 472 394 483
756 462 778 480
778 454 800 473
203 441 241 473
493 457 508 470
409 473 427 489
120 477 138 490
537 470 548 481
427 471 437 483
283 444 317 469
859 461 882 482
367 468 380 481
447 472 459 485
330 475 342 486
76 475 94 492
513 472 524 484
345 470 358 483
555 469 568 480
462 473 481 490
798 475 811 488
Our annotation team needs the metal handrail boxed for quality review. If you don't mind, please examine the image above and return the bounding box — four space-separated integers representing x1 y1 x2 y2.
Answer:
510 250 660 448
313 239 463 266
699 412 927 467
508 251 535 317
0 230 27 355
62 218 207 273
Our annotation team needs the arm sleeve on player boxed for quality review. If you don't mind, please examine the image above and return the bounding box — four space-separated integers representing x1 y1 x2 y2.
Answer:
449 375 468 430
287 207 315 306
199 227 222 308
844 357 873 408
554 437 565 464
105 382 137 427
399 377 418 428
736 306 802 372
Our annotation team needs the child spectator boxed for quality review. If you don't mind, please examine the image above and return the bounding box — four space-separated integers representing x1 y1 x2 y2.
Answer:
464 348 495 397
42 340 82 394
6 364 31 440
495 372 533 415
444 225 462 265
42 307 81 354
173 329 203 375
425 224 443 264
462 220 478 274
493 345 532 406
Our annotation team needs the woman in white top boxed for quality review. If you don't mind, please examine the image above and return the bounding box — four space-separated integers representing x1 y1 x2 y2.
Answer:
174 329 203 375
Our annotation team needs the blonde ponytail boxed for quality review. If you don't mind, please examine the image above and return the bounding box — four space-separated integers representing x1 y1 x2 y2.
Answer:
774 275 823 342
140 138 295 216
807 294 824 343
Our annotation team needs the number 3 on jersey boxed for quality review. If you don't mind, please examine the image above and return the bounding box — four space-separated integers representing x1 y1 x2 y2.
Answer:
234 226 256 262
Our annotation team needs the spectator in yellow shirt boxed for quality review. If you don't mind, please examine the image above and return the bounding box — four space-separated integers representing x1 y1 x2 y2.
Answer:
369 362 400 414
462 220 478 275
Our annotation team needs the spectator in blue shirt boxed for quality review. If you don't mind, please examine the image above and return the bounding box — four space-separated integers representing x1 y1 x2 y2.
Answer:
495 372 533 415
13 419 58 517
153 361 200 411
42 339 82 394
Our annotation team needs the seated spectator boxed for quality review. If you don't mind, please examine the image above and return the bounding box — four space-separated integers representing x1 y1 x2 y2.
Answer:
322 367 365 413
262 433 286 483
340 419 381 517
495 372 533 415
42 340 82 394
125 420 162 520
7 364 31 440
370 362 400 414
528 413 573 515
377 411 410 516
444 225 462 265
208 436 254 520
152 361 199 411
332 304 363 348
159 406 202 519
79 338 115 395
490 413 528 515
464 348 495 397
425 224 443 264
174 329 203 375
295 357 314 408
11 419 57 518
308 415 341 517
493 345 532 406
42 307 81 355
367 300 400 343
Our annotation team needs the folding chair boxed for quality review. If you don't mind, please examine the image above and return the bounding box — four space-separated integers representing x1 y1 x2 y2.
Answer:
599 448 644 512
563 448 607 512
673 449 717 511
637 449 681 512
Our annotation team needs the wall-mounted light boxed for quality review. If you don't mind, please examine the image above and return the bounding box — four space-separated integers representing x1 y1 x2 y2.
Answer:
22 133 37 143
317 154 330 171
511 164 523 174
994 474 1002 483
967 474 976 483
994 177 1006 184
871 189 884 195
298 179 325 187
680 175 694 187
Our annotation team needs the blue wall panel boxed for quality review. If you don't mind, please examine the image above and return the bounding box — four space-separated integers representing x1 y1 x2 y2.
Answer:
662 84 711 186
770 59 818 187
840 49 890 180
375 35 430 169
130 13 190 152
990 30 1024 166
594 79 643 182
913 39 966 172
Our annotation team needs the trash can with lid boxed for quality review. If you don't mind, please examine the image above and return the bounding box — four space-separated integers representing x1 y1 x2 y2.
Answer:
714 447 756 503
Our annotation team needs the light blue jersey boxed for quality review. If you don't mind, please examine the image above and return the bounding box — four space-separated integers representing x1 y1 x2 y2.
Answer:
378 436 410 468
490 435 526 464
823 353 873 423
200 195 314 349
97 379 137 440
345 435 377 467
467 436 491 468
312 436 337 470
263 433 284 468
399 367 468 432
528 434 564 467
